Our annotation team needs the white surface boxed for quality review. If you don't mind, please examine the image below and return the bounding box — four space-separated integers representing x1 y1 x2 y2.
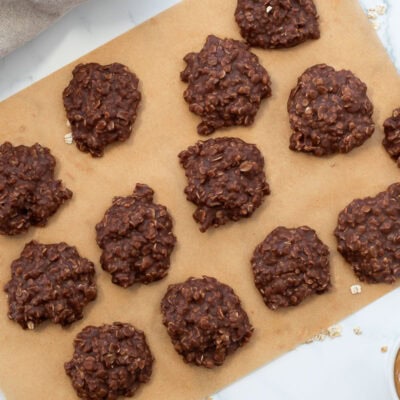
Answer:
0 1 399 399
217 288 400 400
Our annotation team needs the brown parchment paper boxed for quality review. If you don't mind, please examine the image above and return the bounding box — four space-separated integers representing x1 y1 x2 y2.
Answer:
0 0 400 399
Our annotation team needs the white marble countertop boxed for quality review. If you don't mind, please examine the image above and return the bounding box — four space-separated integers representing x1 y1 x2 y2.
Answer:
0 1 399 399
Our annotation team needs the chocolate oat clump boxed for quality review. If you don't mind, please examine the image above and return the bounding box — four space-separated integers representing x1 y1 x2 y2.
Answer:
4 241 97 330
161 276 253 368
96 184 176 288
0 142 72 235
288 64 375 156
178 137 270 232
383 108 400 166
65 323 154 400
251 226 331 310
335 183 400 283
63 63 141 157
235 0 320 49
181 35 271 135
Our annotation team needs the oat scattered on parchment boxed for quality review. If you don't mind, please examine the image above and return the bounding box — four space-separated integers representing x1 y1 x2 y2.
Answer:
350 284 362 295
372 20 381 30
266 5 272 13
367 9 377 19
381 346 388 353
304 325 343 344
305 335 323 344
353 327 362 336
366 4 387 30
304 331 328 343
64 133 73 144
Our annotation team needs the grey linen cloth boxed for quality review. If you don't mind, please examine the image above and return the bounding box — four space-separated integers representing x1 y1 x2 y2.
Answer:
0 0 87 58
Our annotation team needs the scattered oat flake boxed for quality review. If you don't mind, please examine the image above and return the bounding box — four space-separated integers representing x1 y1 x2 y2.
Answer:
314 331 328 341
327 325 342 338
266 5 273 13
304 331 327 344
64 133 73 144
376 4 387 15
353 327 362 336
27 321 35 330
350 284 362 294
372 20 381 30
305 326 343 344
367 10 377 19
381 346 388 353
304 336 317 344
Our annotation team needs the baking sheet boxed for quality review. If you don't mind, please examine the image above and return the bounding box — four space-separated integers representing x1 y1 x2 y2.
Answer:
0 0 399 399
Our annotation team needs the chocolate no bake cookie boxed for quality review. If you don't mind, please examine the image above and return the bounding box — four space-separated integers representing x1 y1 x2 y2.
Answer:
288 64 375 156
235 0 320 49
65 323 153 400
4 241 97 329
0 142 72 235
63 63 141 157
181 35 271 135
96 184 176 288
161 276 253 368
178 137 270 232
335 183 400 283
251 226 331 310
383 108 400 166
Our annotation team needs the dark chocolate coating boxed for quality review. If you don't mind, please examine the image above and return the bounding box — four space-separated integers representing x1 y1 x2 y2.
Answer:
178 137 270 232
0 142 72 235
181 35 271 135
235 0 320 49
383 108 400 166
288 64 375 156
63 63 141 157
251 226 331 310
65 323 153 400
4 241 97 329
95 184 176 288
161 276 253 368
335 183 400 283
